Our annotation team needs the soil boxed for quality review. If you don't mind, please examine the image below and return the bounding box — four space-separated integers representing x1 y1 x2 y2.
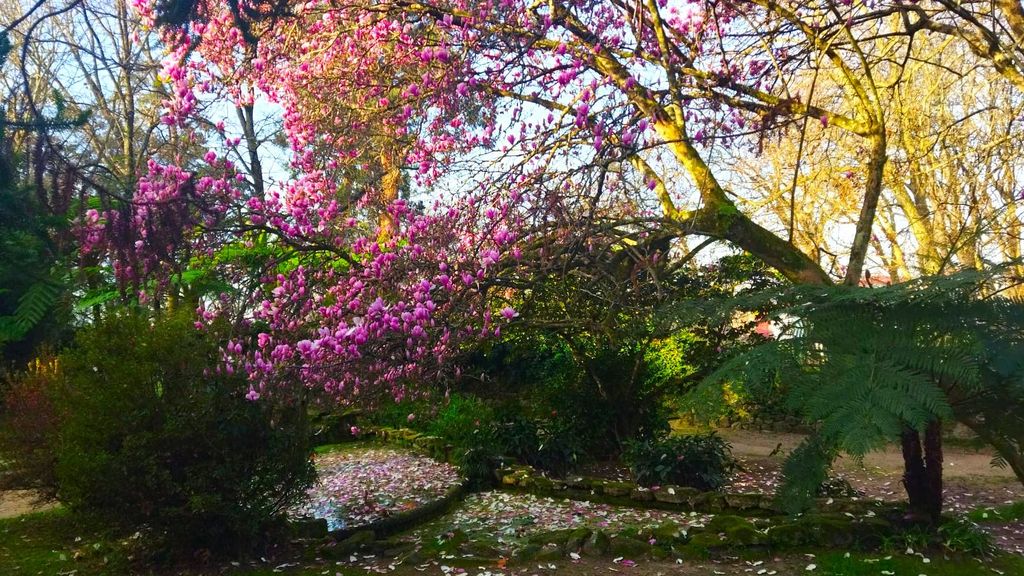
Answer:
0 490 57 520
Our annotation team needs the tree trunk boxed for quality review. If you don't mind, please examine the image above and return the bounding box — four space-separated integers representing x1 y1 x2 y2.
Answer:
901 420 944 523
844 130 887 285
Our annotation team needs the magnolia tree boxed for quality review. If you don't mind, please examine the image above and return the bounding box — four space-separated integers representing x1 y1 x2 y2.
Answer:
104 0 1020 405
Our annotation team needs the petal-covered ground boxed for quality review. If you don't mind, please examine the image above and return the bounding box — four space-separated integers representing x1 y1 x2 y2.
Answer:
412 491 714 546
291 446 463 530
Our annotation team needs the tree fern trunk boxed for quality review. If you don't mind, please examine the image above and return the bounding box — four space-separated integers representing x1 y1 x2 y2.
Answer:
901 420 943 523
923 420 944 520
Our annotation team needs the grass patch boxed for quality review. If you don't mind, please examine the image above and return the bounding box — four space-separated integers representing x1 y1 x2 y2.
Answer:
814 550 1024 575
967 501 1024 523
0 508 130 576
5 506 1024 576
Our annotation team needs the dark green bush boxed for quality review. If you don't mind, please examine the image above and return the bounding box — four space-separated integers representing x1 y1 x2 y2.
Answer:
531 417 587 477
53 310 314 554
624 432 737 490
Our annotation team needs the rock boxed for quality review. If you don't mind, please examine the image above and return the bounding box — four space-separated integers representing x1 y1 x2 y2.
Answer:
705 515 764 546
289 517 328 539
461 541 501 558
650 521 684 544
608 535 650 558
382 542 416 557
565 476 592 490
692 491 727 511
582 530 611 556
706 515 756 534
800 513 856 547
500 466 532 486
630 487 654 502
334 529 375 555
528 529 575 547
723 492 763 511
686 531 726 553
650 546 670 559
535 543 564 560
566 527 592 552
513 543 541 561
766 522 811 548
653 485 698 504
759 494 784 512
851 516 894 548
601 481 633 497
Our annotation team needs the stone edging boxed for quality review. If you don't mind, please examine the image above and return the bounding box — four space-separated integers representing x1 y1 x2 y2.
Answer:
328 481 466 541
495 463 884 517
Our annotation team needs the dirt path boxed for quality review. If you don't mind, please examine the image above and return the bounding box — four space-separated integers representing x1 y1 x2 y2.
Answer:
721 428 1018 481
719 428 1024 509
0 490 57 520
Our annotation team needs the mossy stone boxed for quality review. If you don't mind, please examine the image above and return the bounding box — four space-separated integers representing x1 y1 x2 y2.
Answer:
630 487 654 502
675 542 711 560
724 493 764 511
532 477 557 491
289 517 328 539
766 522 811 548
691 491 727 510
528 528 575 547
616 526 645 542
335 529 375 554
850 516 895 547
726 524 764 546
513 543 541 560
462 541 501 558
565 476 592 489
382 542 417 557
650 521 684 544
687 531 726 552
608 536 650 558
535 543 564 560
602 481 633 497
654 485 698 504
566 527 593 551
800 513 856 547
706 515 756 534
582 530 611 556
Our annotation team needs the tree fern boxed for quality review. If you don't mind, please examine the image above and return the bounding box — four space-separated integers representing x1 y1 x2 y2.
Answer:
695 265 1024 509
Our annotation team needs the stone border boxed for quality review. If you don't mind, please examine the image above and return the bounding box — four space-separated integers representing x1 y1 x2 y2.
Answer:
495 463 885 517
328 482 466 541
510 511 900 561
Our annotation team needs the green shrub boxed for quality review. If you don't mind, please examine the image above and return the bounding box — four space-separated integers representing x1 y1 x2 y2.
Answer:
489 411 540 463
531 417 587 477
53 310 314 554
624 432 737 490
366 397 434 432
422 394 500 487
427 394 495 441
